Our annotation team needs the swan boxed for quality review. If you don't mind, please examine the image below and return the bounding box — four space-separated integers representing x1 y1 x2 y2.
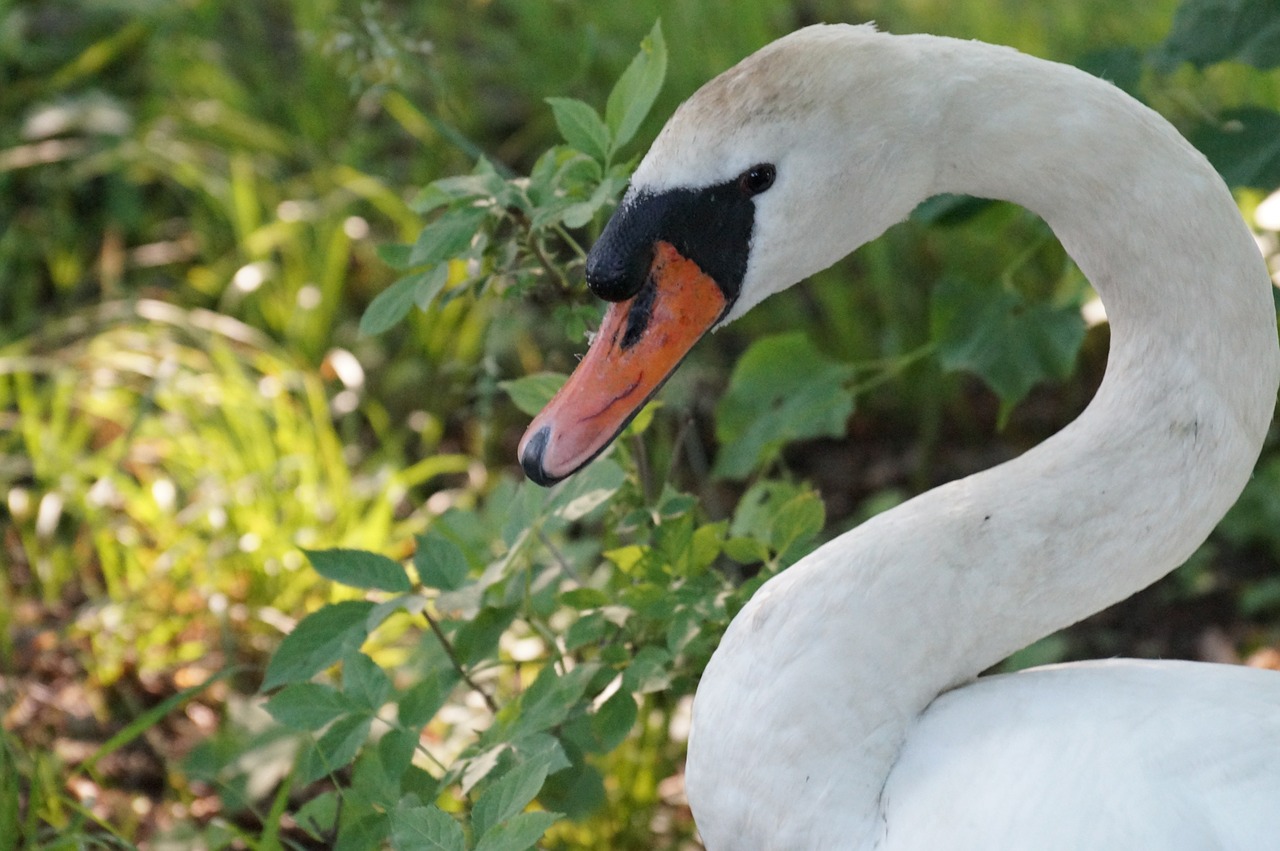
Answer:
517 24 1280 849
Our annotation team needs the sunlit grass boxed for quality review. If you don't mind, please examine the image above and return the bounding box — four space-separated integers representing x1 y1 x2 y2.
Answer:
1 300 469 684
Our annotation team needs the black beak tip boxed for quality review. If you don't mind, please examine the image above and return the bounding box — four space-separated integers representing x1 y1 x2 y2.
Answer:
519 426 563 487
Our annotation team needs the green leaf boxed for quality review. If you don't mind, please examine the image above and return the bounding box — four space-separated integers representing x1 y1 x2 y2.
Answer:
352 747 402 809
472 759 551 839
366 593 427 633
389 799 466 851
452 605 519 667
999 633 1071 673
561 179 616 229
306 548 412 593
409 207 487 267
1073 47 1144 98
399 669 461 728
336 812 391 851
414 264 451 311
911 193 995 226
605 20 667 155
931 277 1084 418
546 97 611 163
1240 576 1280 616
510 664 599 737
377 242 414 270
411 160 509 214
713 332 856 479
512 732 572 776
360 273 419 336
305 713 372 783
1188 107 1280 189
473 811 561 851
559 588 610 610
723 535 769 564
379 727 421 783
690 521 726 572
262 600 376 690
459 744 508 794
263 682 353 731
770 490 825 563
343 651 392 711
1157 0 1280 70
621 646 671 694
0 744 18 849
590 690 637 752
294 790 339 840
665 606 702 656
414 532 470 591
499 372 567 417
564 611 609 651
549 457 626 521
537 761 605 820
409 184 455 216
730 480 807 540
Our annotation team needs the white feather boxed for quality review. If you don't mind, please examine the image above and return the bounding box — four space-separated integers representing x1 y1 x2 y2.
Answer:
627 24 1280 849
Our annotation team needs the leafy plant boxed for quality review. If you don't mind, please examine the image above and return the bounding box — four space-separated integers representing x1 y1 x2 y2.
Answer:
262 6 1280 846
362 21 667 339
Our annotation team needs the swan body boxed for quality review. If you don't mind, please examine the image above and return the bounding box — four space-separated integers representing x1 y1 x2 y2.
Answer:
518 24 1280 849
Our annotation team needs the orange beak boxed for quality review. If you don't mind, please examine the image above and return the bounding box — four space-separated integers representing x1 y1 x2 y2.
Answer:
519 241 728 485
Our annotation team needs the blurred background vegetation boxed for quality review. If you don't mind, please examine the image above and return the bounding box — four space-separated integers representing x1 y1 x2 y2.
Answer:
2 0 1279 848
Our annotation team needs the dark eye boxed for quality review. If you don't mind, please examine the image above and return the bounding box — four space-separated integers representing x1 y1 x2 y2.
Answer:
738 163 776 197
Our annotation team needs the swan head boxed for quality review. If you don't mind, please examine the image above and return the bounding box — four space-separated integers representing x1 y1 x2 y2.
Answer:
520 24 937 485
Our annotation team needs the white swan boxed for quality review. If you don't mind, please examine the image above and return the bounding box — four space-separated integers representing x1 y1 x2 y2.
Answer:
518 24 1280 849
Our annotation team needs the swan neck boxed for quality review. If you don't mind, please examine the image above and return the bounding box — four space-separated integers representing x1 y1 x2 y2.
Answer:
907 42 1279 682
688 33 1279 849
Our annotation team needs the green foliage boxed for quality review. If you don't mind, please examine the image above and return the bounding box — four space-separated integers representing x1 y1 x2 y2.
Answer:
390 800 466 851
1156 0 1280 70
712 333 858 479
257 450 825 846
0 304 445 683
604 22 670 159
362 21 668 339
4 0 1280 848
931 276 1086 424
1189 108 1280 190
308 548 415 593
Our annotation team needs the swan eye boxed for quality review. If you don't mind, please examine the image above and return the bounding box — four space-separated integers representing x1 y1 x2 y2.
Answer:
738 163 776 197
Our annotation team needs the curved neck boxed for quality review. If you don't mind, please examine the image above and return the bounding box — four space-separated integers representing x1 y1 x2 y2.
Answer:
688 36 1278 849
919 36 1279 673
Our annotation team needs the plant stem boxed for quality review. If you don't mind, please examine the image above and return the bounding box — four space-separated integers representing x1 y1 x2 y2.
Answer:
553 224 588 261
536 527 581 583
421 608 500 714
528 232 573 292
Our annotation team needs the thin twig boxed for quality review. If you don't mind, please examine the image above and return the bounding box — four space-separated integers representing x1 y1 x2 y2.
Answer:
527 232 573 293
665 413 695 488
421 608 499 714
849 342 936 396
553 223 588 261
536 527 581 583
631 432 653 504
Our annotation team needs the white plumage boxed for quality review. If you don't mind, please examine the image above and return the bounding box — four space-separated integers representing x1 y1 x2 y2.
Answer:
620 25 1280 849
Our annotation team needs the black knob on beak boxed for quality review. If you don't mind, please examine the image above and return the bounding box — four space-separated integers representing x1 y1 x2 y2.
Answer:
586 231 652 302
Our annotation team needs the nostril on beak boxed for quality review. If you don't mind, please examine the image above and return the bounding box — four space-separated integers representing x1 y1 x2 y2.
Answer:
519 426 560 487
